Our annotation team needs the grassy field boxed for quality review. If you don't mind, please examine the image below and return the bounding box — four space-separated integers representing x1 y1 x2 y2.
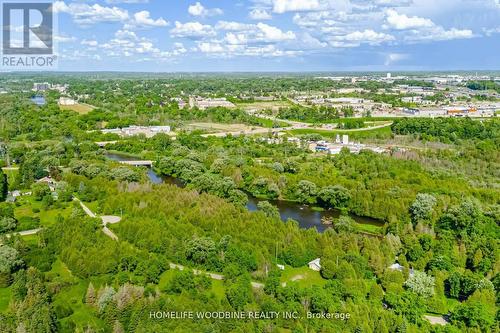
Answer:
2 168 18 189
354 222 383 235
0 287 12 313
48 259 107 331
158 268 226 299
288 126 392 140
283 116 401 124
14 196 74 229
59 103 95 114
280 266 327 288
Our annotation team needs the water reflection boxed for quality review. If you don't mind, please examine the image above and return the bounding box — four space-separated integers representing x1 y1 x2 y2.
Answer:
105 152 384 232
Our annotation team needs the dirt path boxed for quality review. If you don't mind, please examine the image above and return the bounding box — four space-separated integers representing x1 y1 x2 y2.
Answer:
1 228 43 244
74 197 121 240
168 263 264 289
424 315 448 326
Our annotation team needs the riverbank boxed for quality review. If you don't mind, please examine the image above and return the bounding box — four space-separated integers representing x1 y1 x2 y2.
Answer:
104 151 385 234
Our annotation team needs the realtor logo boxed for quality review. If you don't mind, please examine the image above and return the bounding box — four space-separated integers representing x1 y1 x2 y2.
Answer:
2 2 53 54
1 1 56 68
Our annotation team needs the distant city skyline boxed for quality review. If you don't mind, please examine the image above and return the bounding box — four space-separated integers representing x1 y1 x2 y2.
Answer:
14 0 500 71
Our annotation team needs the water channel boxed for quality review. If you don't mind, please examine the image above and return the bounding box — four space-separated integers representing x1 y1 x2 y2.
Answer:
105 152 384 233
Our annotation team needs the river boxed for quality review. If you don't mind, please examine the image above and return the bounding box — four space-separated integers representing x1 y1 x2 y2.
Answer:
105 152 384 233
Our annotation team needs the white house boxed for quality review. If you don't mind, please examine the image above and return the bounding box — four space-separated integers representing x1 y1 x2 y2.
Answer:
37 176 56 192
308 258 321 271
388 263 404 272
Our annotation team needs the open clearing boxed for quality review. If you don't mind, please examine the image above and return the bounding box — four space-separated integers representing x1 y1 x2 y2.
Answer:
280 266 327 288
60 103 95 114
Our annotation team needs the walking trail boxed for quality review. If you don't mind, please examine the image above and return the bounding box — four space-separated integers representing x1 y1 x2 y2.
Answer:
73 197 121 240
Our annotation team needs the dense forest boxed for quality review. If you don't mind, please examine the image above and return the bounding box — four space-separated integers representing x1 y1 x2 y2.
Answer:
0 77 498 333
466 81 500 93
391 118 500 143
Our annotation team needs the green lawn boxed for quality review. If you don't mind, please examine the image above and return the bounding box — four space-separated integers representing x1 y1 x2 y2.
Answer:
2 168 18 190
280 266 327 288
47 259 78 283
39 205 73 227
21 234 39 245
158 267 225 299
53 280 106 332
14 196 73 229
158 269 177 291
288 126 392 140
84 201 100 214
0 287 12 313
355 222 383 235
209 279 225 299
47 259 107 332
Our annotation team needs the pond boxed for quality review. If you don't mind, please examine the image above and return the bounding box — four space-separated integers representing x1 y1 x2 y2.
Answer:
31 96 46 106
105 152 385 233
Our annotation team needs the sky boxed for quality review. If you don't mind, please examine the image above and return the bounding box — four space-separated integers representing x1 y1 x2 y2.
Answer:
27 0 500 71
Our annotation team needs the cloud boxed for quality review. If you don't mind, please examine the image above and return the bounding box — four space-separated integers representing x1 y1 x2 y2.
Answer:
54 1 166 30
256 22 296 41
170 21 216 38
385 9 434 30
405 27 474 42
272 0 320 13
271 0 353 13
81 39 99 47
197 42 227 53
105 0 149 3
99 30 157 57
249 8 272 20
225 32 248 45
383 9 475 42
53 34 77 43
188 2 223 17
216 21 254 31
196 41 301 57
81 29 184 61
215 21 295 42
329 29 395 47
384 53 408 65
483 26 500 36
124 10 168 29
53 1 129 25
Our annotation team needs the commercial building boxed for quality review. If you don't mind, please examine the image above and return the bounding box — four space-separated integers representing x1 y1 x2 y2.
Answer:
189 96 235 110
33 82 50 92
102 125 171 138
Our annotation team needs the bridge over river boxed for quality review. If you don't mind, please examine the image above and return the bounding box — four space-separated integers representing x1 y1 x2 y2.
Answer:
117 160 153 167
